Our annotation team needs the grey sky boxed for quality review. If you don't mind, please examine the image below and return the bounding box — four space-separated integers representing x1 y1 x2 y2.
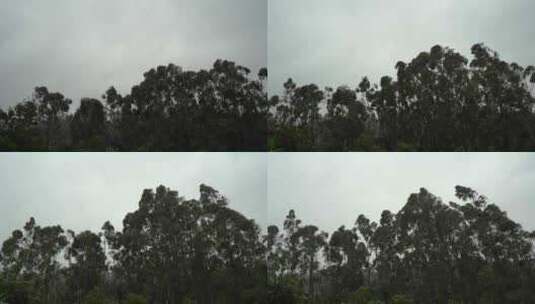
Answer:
268 153 535 235
0 153 267 242
268 0 535 95
2 153 534 242
0 0 266 108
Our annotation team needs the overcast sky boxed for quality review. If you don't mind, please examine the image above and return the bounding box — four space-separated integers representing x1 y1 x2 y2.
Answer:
0 153 267 241
269 0 535 95
268 153 535 235
1 153 534 242
0 0 266 108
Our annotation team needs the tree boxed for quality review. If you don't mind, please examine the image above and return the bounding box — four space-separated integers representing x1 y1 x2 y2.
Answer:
292 225 327 301
0 61 268 151
1 184 533 303
322 86 370 150
325 225 367 302
265 186 534 303
71 98 107 150
0 218 68 304
270 44 535 151
33 86 72 150
66 231 107 303
108 185 265 304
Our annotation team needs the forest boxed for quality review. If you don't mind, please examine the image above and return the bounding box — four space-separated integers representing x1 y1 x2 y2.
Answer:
2 44 535 152
0 61 268 151
269 43 535 151
1 185 534 304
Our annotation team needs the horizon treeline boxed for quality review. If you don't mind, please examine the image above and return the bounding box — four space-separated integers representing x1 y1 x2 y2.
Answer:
1 43 535 152
0 185 267 304
269 43 535 152
0 60 268 152
267 186 535 304
1 185 534 304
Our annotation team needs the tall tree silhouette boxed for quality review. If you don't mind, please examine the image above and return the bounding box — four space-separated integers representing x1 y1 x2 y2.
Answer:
1 185 534 303
270 44 535 151
0 60 267 151
266 187 535 303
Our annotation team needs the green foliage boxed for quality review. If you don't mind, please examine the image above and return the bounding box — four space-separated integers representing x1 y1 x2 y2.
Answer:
391 294 413 304
348 287 374 304
267 275 307 304
0 280 35 304
82 288 114 304
352 130 381 151
0 279 6 303
122 293 147 304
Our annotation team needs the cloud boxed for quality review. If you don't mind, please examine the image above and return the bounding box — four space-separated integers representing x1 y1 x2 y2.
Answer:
0 0 266 108
268 0 535 95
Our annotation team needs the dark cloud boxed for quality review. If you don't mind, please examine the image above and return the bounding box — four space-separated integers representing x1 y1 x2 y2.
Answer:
268 0 535 95
0 0 267 108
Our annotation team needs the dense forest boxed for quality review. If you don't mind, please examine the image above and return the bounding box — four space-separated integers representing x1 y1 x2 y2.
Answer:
2 44 534 152
269 44 535 151
1 185 534 303
0 60 268 151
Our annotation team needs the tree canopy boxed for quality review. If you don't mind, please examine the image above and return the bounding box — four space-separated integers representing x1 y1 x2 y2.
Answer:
266 186 535 304
0 185 266 304
2 44 534 151
269 44 535 151
0 60 268 151
1 185 533 303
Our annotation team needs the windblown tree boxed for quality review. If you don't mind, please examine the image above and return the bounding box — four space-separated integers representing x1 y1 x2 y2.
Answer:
0 60 268 151
0 218 69 304
70 99 107 150
104 184 266 303
65 230 107 304
270 43 535 151
1 185 534 303
266 186 535 304
0 185 266 304
0 87 72 151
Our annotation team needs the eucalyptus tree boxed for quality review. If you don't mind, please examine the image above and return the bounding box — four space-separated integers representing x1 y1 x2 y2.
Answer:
65 230 107 304
0 218 68 304
322 86 370 150
103 184 265 304
0 87 71 151
324 225 367 302
32 86 72 150
71 98 107 150
270 43 535 151
451 186 535 303
112 60 268 151
369 210 399 301
0 60 268 151
395 188 465 304
292 225 328 301
272 80 324 150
